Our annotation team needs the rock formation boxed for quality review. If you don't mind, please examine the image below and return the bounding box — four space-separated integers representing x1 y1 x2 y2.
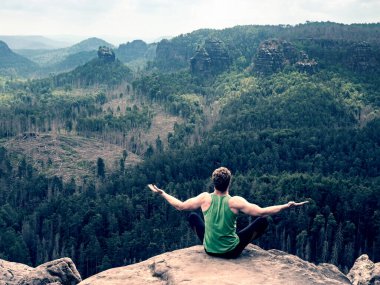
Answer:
190 46 212 76
252 39 317 75
0 257 82 285
97 46 115 62
190 38 231 76
348 254 380 285
78 244 350 285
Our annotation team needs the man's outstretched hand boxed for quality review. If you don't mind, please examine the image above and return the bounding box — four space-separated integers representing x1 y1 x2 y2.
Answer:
287 201 309 208
148 184 164 195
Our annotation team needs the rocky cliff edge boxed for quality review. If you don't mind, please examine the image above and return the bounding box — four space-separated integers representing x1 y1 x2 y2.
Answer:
79 244 351 285
2 245 379 285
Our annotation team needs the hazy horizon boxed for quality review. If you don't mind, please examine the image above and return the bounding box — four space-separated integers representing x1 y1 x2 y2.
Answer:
1 0 379 46
2 21 380 48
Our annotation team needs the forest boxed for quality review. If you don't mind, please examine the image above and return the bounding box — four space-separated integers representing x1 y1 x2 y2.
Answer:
0 22 379 279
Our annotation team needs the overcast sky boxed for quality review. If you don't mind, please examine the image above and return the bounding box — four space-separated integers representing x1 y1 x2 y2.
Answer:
1 0 379 44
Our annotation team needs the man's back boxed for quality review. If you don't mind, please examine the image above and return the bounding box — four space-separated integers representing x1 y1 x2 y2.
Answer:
203 193 240 253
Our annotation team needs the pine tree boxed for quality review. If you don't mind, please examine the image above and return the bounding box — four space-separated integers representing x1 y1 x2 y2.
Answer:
97 157 105 178
296 230 307 259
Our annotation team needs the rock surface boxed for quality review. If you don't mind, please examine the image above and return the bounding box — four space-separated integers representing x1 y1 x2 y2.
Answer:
348 254 380 285
0 257 82 285
79 245 350 285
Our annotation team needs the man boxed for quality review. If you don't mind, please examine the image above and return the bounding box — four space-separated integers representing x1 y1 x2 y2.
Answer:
148 167 308 258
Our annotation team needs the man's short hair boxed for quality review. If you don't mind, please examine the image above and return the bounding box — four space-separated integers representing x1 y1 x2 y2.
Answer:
212 167 231 192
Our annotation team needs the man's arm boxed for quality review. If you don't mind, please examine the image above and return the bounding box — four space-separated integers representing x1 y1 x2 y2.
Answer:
230 196 309 217
148 184 205 211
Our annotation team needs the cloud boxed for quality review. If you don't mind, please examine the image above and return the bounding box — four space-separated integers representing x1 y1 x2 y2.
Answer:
1 0 117 12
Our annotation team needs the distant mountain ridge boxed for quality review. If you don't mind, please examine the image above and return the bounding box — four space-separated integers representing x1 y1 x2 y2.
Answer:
153 22 380 75
66 37 115 54
0 35 70 50
1 36 152 77
3 22 380 78
0 40 38 76
16 37 114 68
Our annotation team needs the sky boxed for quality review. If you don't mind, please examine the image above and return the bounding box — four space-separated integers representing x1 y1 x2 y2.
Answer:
1 0 380 45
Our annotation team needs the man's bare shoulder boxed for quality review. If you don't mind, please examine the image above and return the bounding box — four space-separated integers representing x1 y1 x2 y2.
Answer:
230 195 246 202
200 192 211 200
229 195 247 207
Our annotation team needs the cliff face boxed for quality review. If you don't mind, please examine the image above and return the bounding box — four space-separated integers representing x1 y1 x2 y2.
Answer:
190 38 231 76
190 47 211 75
79 245 351 285
252 39 317 75
155 36 231 75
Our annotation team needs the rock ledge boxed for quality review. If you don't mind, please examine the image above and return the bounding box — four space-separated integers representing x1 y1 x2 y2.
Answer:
79 245 351 285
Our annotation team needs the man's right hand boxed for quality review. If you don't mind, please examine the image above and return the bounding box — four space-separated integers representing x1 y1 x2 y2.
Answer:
148 184 164 195
287 201 309 208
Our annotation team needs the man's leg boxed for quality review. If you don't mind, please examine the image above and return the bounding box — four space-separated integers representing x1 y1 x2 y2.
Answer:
229 217 269 257
237 217 268 244
188 212 205 243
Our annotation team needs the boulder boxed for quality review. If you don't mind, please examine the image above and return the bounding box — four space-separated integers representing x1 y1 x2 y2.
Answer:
348 254 380 285
79 244 350 285
0 257 82 285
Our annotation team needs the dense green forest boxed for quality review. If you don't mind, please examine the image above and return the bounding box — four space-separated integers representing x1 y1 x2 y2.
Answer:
0 22 379 279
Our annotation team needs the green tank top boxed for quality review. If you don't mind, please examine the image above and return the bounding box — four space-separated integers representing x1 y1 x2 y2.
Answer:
203 193 239 253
